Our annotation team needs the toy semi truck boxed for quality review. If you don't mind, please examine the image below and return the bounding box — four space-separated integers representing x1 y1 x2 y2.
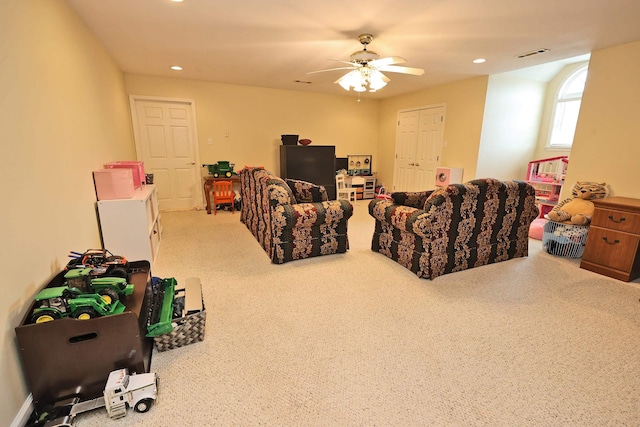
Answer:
101 368 158 418
44 369 158 426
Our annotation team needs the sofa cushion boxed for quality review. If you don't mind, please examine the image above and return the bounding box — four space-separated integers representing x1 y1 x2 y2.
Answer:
391 190 434 208
264 176 296 206
285 178 328 203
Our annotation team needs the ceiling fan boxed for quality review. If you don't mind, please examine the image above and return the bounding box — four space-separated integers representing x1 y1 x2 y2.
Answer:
308 34 424 93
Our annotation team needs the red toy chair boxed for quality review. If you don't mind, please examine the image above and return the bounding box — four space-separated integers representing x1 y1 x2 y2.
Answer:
212 180 235 215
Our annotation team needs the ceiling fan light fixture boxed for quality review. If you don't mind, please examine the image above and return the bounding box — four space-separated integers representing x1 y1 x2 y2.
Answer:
337 70 360 90
368 70 388 91
318 33 424 94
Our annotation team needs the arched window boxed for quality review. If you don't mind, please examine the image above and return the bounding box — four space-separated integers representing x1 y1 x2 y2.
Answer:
548 65 588 148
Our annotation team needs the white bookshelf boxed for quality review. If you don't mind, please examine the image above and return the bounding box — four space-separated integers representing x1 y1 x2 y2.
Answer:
97 185 161 267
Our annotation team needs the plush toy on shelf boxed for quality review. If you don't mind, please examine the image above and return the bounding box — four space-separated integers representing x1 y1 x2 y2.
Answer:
546 181 609 225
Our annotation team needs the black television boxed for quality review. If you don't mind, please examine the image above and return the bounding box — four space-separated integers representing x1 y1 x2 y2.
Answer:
280 145 336 199
336 157 348 172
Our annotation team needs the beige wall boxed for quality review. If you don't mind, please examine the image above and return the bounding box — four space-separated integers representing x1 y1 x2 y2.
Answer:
124 75 381 178
377 76 489 190
0 1 134 424
476 74 546 180
563 41 640 198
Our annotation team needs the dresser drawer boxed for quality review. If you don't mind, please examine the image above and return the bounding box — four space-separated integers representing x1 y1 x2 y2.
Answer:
591 208 640 233
582 226 640 272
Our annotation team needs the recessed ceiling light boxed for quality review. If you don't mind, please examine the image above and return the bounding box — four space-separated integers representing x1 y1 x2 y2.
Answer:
170 0 184 3
171 66 183 71
473 58 486 64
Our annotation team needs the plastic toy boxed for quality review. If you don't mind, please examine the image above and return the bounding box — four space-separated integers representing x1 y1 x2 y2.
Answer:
66 249 128 279
32 369 157 426
29 286 126 323
64 268 133 304
203 161 236 178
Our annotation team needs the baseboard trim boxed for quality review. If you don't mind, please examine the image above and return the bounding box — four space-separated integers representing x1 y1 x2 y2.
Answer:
10 394 33 427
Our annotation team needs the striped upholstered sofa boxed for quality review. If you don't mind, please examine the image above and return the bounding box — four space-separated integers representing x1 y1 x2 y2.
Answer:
239 167 353 264
368 178 539 279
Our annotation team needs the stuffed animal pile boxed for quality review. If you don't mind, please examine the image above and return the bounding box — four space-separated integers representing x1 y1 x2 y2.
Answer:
546 181 609 225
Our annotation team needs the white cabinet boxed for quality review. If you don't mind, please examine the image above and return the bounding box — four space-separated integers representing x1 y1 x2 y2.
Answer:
362 176 376 199
348 176 376 199
97 185 161 266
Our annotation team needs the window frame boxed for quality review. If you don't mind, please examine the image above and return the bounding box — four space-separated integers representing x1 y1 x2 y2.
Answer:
546 64 589 149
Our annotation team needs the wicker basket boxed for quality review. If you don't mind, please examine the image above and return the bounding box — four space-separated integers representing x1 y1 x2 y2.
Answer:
542 220 590 258
153 302 206 352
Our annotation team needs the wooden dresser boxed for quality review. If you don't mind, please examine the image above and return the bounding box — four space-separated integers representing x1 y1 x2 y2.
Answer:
580 197 640 281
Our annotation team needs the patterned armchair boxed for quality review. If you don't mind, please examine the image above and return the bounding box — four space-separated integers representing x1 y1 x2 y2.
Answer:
239 167 353 264
368 178 539 279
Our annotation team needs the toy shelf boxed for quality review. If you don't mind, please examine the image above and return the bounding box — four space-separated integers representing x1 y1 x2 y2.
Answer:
525 156 569 217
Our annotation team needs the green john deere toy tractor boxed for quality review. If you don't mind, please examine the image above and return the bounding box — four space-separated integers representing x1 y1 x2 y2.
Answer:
30 286 126 323
203 161 236 178
64 268 134 304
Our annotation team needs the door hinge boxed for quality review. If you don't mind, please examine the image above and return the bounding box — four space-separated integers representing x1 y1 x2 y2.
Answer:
440 116 443 122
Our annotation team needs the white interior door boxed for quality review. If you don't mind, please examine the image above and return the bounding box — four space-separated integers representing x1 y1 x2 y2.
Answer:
394 110 419 191
394 106 445 191
130 97 202 212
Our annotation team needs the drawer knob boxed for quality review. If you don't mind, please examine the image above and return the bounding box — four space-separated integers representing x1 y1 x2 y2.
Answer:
602 236 620 245
608 215 626 224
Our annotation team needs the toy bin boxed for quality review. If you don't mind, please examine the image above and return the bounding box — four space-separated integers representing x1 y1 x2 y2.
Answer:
104 161 146 188
93 169 135 200
153 277 206 352
14 261 153 411
542 220 590 258
281 134 299 145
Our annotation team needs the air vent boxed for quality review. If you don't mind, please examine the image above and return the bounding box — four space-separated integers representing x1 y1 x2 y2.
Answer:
294 80 312 84
517 48 550 59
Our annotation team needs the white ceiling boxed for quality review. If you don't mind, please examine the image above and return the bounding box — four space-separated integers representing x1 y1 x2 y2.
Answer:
66 0 640 99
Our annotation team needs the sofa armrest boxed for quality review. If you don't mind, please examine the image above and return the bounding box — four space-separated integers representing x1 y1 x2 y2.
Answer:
368 198 432 237
275 200 353 229
285 178 328 203
391 190 435 208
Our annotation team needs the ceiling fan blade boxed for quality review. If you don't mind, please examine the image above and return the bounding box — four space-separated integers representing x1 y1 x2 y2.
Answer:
369 56 407 67
378 71 391 82
328 59 358 65
307 66 356 75
378 65 425 76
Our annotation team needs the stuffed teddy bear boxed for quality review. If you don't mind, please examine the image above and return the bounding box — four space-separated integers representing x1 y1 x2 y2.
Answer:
546 181 608 225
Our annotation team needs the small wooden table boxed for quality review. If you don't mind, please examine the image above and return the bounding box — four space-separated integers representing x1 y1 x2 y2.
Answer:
203 175 240 214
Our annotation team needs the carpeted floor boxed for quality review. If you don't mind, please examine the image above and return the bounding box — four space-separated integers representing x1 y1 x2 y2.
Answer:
76 200 640 426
